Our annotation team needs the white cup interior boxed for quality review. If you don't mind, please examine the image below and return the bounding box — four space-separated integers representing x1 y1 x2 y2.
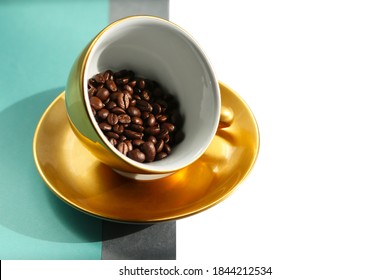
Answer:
83 16 220 173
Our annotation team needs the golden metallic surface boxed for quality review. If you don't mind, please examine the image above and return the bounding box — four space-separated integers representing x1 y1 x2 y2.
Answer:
33 82 260 223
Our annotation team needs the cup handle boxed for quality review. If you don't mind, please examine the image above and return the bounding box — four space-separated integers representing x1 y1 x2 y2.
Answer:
218 105 234 128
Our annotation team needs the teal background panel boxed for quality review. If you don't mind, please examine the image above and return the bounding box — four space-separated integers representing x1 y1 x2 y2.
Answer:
0 0 108 111
0 0 108 259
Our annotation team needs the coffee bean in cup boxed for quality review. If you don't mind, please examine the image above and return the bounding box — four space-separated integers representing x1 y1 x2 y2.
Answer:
87 69 185 163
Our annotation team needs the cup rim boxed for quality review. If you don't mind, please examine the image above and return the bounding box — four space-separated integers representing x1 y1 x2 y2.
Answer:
81 15 221 174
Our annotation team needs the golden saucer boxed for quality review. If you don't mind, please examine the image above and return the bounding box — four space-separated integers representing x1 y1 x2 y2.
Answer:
33 82 260 223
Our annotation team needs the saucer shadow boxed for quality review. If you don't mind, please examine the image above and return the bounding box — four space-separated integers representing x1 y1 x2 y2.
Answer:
0 88 101 243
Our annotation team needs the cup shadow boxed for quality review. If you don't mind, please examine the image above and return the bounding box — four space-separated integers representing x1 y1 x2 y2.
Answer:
0 87 177 261
0 88 102 243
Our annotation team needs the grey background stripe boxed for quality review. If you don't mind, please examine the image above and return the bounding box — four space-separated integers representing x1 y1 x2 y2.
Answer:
102 221 176 260
109 0 169 22
102 0 176 260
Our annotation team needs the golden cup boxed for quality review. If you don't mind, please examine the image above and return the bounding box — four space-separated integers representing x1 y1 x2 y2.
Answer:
65 16 222 180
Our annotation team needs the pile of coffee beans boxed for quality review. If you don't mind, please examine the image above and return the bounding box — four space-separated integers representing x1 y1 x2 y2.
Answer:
87 69 184 163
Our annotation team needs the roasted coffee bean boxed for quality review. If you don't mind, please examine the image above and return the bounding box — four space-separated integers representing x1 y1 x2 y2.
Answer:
90 96 104 110
132 116 143 125
106 79 117 92
129 80 137 88
127 106 141 117
105 101 117 110
123 91 132 108
109 91 121 101
117 142 129 155
89 69 185 162
124 140 133 151
136 100 153 112
152 103 162 114
161 122 175 132
147 135 157 145
88 87 97 97
141 90 150 101
117 92 125 109
157 129 169 140
141 111 150 120
103 70 113 81
93 73 105 84
111 107 126 115
130 99 137 107
109 138 117 146
113 124 124 134
155 152 168 160
132 139 144 147
127 149 145 163
96 88 110 101
141 141 156 162
156 114 168 123
105 131 119 139
107 113 118 125
146 115 156 127
155 139 164 153
97 108 109 120
124 130 143 139
163 134 170 143
88 78 98 88
99 122 112 131
144 126 160 136
133 94 141 100
129 124 144 133
118 114 131 124
123 85 134 94
138 79 146 89
164 143 171 154
116 77 129 86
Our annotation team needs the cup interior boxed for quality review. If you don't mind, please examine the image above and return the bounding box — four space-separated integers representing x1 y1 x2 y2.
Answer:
83 16 220 173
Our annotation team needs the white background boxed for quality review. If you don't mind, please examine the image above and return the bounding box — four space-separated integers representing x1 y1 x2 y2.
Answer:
171 0 390 278
3 0 390 279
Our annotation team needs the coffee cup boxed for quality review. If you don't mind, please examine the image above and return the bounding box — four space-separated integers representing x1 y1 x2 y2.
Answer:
65 16 225 180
